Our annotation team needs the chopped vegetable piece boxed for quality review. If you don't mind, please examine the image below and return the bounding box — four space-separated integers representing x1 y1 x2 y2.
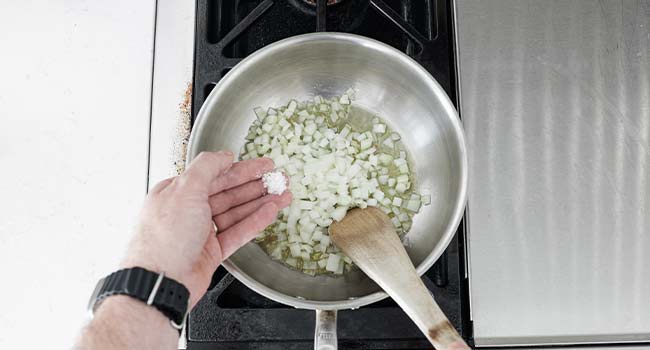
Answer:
382 137 394 149
397 174 409 183
405 199 421 212
254 107 267 121
373 124 386 134
289 243 302 258
325 254 341 272
331 206 349 222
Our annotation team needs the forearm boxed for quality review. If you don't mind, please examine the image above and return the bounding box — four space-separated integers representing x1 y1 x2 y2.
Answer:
76 153 288 349
76 296 178 350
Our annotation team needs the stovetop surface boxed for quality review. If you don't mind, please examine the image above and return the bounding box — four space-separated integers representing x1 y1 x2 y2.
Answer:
189 1 469 348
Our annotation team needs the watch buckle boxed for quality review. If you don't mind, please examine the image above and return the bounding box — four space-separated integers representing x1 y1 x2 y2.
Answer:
171 299 190 330
87 277 106 319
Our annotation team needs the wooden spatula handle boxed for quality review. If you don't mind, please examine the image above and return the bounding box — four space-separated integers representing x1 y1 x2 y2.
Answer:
330 208 470 350
375 262 467 349
359 237 468 349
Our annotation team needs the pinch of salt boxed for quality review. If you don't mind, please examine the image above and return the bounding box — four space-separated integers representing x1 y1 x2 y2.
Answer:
262 171 286 195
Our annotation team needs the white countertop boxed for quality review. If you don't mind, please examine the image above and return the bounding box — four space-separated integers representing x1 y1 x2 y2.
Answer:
0 0 155 348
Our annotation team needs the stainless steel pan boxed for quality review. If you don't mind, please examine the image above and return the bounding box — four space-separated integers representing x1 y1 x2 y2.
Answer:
187 33 467 349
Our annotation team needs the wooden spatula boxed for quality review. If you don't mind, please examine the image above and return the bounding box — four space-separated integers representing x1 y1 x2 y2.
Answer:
329 207 471 350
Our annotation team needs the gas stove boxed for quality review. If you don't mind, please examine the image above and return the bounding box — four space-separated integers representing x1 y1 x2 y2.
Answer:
187 1 470 349
149 0 471 349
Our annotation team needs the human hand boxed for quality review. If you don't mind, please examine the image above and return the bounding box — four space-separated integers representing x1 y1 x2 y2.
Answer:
121 151 292 308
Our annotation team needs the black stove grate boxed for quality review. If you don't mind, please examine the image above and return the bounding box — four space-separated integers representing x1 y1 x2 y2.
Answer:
192 0 455 119
189 1 470 348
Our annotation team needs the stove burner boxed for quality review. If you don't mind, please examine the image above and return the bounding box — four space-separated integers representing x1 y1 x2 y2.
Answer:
288 0 363 22
302 0 344 5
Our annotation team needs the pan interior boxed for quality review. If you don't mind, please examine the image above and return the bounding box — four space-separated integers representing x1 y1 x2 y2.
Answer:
188 34 465 304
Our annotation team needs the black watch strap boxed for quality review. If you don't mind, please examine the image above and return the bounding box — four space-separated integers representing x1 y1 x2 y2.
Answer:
88 267 190 329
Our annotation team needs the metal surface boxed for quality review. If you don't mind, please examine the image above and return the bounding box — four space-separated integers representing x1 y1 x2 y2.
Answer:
187 33 467 311
148 0 196 188
146 272 165 305
86 277 106 319
455 0 650 346
315 310 338 350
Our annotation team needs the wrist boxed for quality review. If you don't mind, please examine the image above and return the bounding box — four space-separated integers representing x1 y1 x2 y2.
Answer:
98 295 174 328
121 256 181 283
121 244 189 289
82 295 178 349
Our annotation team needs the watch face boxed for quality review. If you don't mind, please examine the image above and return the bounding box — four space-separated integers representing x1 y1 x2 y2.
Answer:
87 277 106 318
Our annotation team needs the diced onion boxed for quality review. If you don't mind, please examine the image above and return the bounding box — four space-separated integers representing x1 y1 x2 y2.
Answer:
373 124 386 134
243 92 430 276
326 254 341 272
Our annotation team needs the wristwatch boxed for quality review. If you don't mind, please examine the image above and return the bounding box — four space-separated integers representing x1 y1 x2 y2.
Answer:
87 267 190 332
